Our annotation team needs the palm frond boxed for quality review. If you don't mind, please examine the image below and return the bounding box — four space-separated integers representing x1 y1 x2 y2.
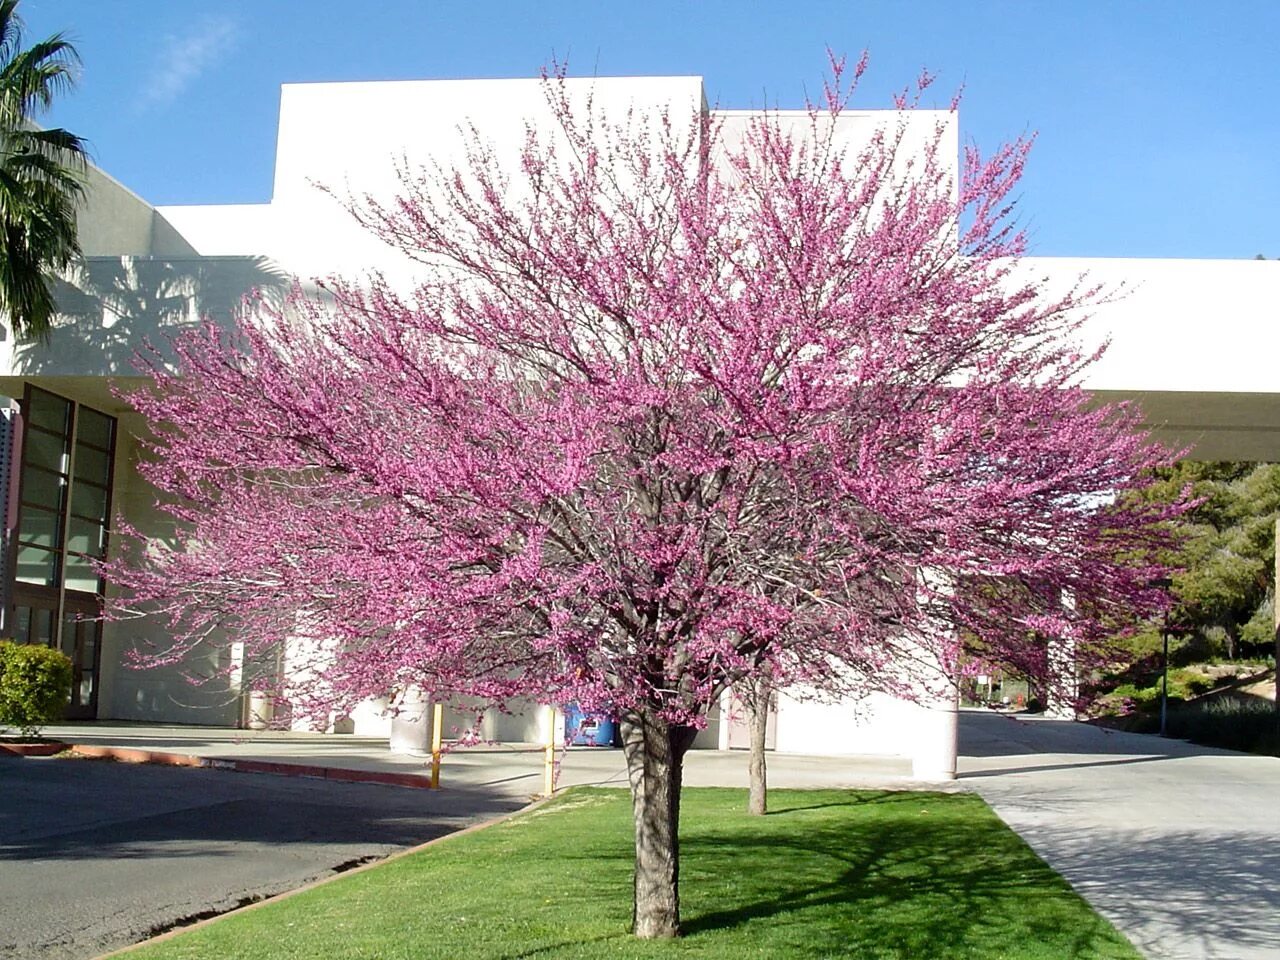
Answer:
0 1 84 340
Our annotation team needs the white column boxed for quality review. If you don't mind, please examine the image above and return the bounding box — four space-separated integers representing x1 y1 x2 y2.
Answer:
911 683 959 781
910 567 960 780
1044 635 1079 719
389 687 433 754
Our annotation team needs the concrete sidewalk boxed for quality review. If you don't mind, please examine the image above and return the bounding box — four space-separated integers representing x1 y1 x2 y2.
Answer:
39 721 917 800
960 710 1280 960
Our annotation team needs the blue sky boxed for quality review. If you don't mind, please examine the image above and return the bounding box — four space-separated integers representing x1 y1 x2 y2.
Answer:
18 1 1280 259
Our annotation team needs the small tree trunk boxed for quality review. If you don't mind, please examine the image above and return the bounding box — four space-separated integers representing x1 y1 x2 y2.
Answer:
618 709 697 939
746 674 771 815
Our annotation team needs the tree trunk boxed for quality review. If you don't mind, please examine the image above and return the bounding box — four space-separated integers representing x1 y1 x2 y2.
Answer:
618 709 697 939
746 674 771 815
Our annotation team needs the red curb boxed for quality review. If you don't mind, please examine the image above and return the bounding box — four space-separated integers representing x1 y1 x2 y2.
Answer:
0 740 69 757
320 766 434 789
66 744 435 790
71 745 210 767
229 759 329 779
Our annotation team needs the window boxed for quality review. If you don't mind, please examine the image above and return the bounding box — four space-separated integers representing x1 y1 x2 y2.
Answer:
10 385 118 718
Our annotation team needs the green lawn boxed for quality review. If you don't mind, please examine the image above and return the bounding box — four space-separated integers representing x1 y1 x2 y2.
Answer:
122 787 1139 960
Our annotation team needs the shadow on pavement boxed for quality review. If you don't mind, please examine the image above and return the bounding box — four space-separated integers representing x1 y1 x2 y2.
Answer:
0 758 524 863
1014 824 1280 958
958 709 1246 760
958 753 1178 779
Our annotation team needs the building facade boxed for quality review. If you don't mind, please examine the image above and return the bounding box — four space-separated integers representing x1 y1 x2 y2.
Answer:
2 76 1276 774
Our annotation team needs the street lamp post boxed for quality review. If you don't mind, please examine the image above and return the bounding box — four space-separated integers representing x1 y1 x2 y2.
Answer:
1151 576 1173 737
1160 626 1170 737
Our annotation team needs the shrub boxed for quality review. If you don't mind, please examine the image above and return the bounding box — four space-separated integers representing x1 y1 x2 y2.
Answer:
1166 696 1280 756
0 640 73 738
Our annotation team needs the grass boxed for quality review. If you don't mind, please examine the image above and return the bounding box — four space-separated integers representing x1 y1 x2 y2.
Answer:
121 787 1139 960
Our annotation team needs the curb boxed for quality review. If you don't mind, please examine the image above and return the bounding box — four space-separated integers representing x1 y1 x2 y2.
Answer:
66 744 436 790
0 740 69 757
92 792 557 959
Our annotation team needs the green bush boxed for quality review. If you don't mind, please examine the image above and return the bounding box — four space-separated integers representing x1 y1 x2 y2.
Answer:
1166 696 1280 756
0 640 72 738
1098 667 1217 716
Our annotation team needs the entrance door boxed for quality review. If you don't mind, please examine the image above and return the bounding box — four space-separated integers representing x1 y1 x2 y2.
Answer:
61 593 101 718
10 588 101 719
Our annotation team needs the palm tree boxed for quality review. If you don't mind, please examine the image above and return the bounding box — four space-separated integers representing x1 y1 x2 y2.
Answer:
0 0 86 340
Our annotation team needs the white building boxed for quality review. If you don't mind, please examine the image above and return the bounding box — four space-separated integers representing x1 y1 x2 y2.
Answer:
2 76 1276 775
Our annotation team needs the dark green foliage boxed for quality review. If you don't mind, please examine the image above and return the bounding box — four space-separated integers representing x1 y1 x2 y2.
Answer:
0 0 87 340
1126 462 1278 659
1165 696 1280 756
0 638 72 736
122 787 1139 959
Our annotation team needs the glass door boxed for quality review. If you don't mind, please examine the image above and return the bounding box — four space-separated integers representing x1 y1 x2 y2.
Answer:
62 595 102 717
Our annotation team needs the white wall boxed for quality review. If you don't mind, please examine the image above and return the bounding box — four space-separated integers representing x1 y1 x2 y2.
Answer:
24 75 1279 739
773 689 931 756
75 164 198 258
98 410 242 725
163 76 705 286
1033 256 1280 395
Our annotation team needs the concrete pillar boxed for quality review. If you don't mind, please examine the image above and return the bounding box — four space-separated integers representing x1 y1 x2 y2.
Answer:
246 690 274 731
1044 635 1079 720
389 688 433 755
911 684 959 781
717 689 733 751
910 568 959 780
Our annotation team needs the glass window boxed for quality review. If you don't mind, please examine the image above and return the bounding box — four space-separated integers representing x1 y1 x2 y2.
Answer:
16 544 58 587
25 428 68 473
66 516 106 557
71 481 108 521
73 444 111 487
76 408 114 450
60 611 78 660
32 607 53 645
63 554 101 594
14 607 31 643
18 505 60 548
27 390 70 433
11 386 119 698
21 465 66 511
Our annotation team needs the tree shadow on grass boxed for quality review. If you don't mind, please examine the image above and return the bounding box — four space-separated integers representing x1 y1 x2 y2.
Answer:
677 795 1136 958
765 790 922 816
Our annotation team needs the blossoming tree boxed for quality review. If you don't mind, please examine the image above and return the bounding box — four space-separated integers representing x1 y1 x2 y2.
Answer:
108 60 1179 938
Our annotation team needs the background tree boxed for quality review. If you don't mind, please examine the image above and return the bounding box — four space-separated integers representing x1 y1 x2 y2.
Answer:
1128 462 1278 660
0 0 87 340
108 60 1181 938
744 667 773 815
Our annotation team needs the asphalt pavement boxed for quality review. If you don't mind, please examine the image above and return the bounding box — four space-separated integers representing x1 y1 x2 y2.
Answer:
0 757 523 960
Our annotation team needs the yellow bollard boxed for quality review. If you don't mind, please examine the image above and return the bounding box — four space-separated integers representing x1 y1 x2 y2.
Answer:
430 701 444 789
543 704 557 797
